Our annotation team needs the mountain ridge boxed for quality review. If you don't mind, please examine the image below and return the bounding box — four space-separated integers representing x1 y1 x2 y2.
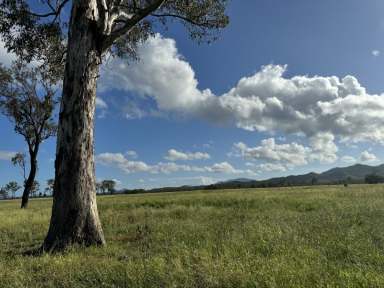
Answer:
121 163 384 195
219 163 384 188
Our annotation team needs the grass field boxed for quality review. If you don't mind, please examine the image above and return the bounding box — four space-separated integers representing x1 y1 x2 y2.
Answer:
1 185 384 287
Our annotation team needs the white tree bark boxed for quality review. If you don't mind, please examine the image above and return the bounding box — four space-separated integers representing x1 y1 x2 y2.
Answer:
43 0 106 251
43 0 167 251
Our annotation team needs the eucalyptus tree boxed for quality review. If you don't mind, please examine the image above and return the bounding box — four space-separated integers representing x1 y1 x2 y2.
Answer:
102 180 116 194
45 179 55 196
30 180 40 198
96 181 103 195
0 62 58 208
0 0 229 252
4 181 21 199
0 186 8 200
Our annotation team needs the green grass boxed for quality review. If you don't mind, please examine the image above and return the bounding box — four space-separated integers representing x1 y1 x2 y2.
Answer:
1 185 384 287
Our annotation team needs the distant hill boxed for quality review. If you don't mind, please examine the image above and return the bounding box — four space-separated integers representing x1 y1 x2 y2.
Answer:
219 178 255 184
120 163 384 195
318 164 384 183
215 164 384 189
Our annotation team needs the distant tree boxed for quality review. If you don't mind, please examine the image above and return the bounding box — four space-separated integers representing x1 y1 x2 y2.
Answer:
0 62 58 208
4 181 21 199
365 174 384 184
95 182 103 195
311 177 318 186
30 181 40 198
101 180 116 195
124 189 146 195
45 179 55 197
0 187 8 200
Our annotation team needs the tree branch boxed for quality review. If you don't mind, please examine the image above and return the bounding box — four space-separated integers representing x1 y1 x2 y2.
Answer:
103 0 166 50
150 13 210 26
26 0 69 20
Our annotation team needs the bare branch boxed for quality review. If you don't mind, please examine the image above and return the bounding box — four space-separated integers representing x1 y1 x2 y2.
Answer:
151 13 209 26
26 0 70 20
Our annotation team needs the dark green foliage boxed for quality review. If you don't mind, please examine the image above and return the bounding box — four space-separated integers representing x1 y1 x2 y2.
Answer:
4 181 21 199
0 186 8 199
96 180 117 194
365 174 384 184
0 61 58 145
102 180 117 195
0 0 229 65
0 0 66 78
154 0 229 43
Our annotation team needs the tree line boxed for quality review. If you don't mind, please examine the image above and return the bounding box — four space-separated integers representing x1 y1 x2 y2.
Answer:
0 179 117 200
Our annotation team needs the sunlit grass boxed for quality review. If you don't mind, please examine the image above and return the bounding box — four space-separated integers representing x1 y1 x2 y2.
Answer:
1 185 384 287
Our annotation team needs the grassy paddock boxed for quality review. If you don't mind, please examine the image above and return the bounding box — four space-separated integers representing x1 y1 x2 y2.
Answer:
1 185 384 287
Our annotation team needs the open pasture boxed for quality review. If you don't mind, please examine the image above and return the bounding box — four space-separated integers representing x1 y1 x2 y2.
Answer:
1 185 384 287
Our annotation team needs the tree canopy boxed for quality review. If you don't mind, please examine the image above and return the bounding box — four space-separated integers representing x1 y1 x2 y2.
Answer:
0 0 229 68
0 61 58 148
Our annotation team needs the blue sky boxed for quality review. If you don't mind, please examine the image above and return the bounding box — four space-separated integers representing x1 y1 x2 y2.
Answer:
1 0 384 190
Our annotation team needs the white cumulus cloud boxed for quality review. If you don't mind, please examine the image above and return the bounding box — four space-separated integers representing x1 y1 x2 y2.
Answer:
359 150 378 163
308 132 338 164
99 34 384 147
232 135 339 171
206 162 241 174
164 149 210 161
233 138 310 166
96 152 245 175
257 163 288 172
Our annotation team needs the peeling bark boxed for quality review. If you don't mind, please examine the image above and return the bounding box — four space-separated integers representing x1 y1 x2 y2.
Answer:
43 0 105 252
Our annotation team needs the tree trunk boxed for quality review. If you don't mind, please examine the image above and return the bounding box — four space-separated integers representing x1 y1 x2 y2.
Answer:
20 152 37 209
42 0 105 252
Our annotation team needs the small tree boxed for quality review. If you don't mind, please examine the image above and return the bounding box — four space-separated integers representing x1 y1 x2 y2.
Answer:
4 181 21 199
101 180 116 195
0 62 58 208
365 174 384 184
31 181 40 198
45 179 55 197
0 187 8 200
